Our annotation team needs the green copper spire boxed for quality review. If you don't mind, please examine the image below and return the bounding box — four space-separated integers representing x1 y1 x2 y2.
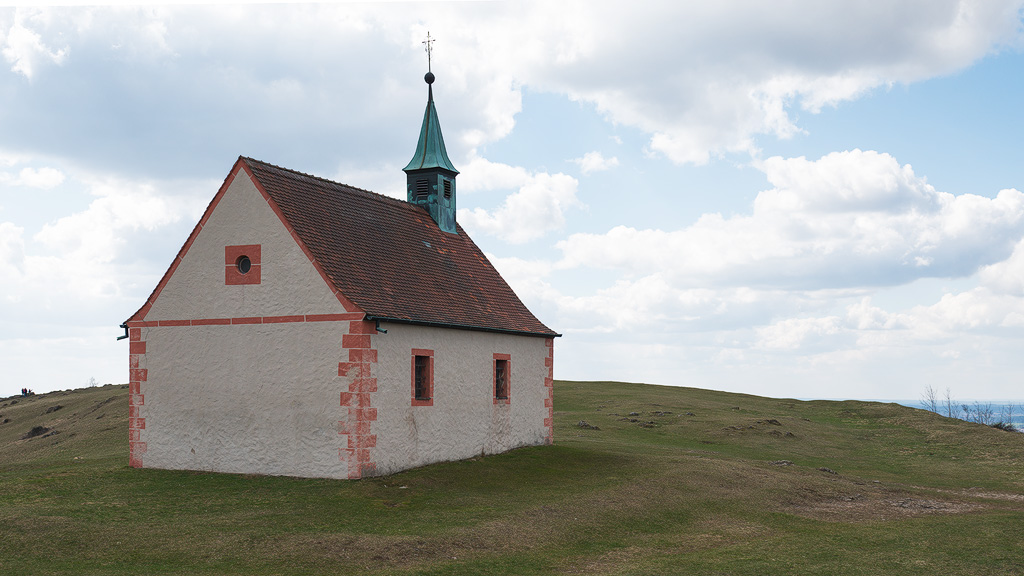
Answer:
403 43 459 234
403 78 459 174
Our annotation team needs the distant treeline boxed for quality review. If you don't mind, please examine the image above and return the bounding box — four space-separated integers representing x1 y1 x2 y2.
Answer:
918 386 1022 431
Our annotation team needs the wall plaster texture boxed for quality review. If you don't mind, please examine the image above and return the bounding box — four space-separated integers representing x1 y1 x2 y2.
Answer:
140 322 349 478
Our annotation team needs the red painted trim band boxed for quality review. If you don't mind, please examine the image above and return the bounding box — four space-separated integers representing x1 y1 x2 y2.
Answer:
232 317 263 325
307 313 365 322
263 315 305 324
192 318 232 326
159 319 191 327
126 313 366 328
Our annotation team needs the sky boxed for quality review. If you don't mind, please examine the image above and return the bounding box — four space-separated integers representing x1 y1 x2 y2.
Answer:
1 1 1023 401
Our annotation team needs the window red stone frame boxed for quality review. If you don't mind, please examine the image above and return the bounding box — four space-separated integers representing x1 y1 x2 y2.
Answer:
493 353 510 405
411 348 434 406
225 244 261 285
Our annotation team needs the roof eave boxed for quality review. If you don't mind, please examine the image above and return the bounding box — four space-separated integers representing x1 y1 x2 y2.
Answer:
365 315 560 339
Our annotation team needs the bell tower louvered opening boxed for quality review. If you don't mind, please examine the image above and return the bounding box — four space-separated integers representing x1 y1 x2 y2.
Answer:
415 178 430 202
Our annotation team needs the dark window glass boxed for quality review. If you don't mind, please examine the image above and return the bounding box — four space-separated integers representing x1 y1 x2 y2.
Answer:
495 359 508 399
236 255 252 274
414 355 430 400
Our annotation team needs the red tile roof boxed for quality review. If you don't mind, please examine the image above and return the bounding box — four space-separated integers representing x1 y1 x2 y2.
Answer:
243 157 557 337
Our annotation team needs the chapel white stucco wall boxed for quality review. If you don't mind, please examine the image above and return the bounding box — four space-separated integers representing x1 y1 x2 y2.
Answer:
368 323 551 476
138 322 350 478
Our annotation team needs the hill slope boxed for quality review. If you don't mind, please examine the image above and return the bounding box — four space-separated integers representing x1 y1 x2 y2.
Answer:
0 381 1022 575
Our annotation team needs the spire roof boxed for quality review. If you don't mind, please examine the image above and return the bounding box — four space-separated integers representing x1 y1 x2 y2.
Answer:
403 75 459 174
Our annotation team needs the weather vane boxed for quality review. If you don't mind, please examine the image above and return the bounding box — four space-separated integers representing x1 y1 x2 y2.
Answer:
423 31 434 73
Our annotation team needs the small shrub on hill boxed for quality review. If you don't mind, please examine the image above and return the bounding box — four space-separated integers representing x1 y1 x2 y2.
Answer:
21 425 50 439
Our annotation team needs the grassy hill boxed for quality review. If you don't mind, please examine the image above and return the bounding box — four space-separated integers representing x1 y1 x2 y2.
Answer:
0 381 1022 575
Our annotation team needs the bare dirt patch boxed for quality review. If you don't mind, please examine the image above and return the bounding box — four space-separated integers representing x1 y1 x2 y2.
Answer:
937 487 1024 504
784 482 984 522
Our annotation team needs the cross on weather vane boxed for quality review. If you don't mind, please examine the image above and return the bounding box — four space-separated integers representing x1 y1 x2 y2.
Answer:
423 31 434 73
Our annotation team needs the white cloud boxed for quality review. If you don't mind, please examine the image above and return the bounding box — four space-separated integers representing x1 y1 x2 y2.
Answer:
457 157 582 244
0 162 210 321
755 315 844 351
477 1 1024 164
30 174 207 297
979 239 1024 295
898 288 1024 336
845 297 899 330
0 153 218 397
557 150 1024 289
546 276 1024 398
1 3 1019 174
328 162 405 200
0 222 26 294
486 253 561 316
500 146 1024 398
456 156 536 193
0 151 29 167
598 2 1019 163
11 166 65 188
1 8 68 80
0 153 65 189
572 151 619 175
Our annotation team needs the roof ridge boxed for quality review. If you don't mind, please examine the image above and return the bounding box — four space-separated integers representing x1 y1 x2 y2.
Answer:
242 156 413 210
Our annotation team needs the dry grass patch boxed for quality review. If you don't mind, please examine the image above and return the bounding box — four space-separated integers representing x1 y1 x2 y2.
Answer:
785 484 985 523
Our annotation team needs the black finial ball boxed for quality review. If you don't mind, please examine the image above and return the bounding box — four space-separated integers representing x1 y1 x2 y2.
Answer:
425 71 435 85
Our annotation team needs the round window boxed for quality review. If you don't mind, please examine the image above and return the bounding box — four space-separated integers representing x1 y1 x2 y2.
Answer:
236 255 252 274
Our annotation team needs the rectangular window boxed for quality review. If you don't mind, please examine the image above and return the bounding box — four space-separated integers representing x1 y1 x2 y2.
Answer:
494 353 511 404
411 349 434 406
415 356 429 399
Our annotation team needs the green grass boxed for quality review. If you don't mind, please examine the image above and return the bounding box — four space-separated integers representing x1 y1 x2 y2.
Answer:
1 381 1022 575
